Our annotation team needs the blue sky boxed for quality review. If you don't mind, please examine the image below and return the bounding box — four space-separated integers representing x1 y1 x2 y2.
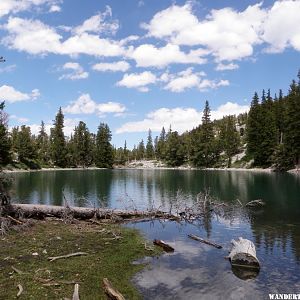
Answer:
0 0 299 148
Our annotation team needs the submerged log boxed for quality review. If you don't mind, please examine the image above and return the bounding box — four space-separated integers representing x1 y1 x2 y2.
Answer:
153 239 174 252
188 234 222 249
4 203 175 221
229 237 260 269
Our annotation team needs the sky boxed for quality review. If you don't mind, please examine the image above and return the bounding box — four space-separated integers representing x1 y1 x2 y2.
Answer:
0 0 299 148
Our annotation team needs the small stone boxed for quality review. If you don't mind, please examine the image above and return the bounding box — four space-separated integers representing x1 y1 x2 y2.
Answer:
32 252 39 256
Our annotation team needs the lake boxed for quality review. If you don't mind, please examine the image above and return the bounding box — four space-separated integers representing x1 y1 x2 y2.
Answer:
11 169 300 299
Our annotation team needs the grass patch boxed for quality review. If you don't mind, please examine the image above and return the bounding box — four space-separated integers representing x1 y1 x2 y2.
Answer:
0 220 160 299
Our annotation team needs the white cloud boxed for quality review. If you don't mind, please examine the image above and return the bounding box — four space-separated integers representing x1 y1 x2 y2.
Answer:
28 118 79 136
63 93 126 116
2 16 126 57
262 0 300 53
59 62 88 80
215 63 239 71
0 0 61 17
92 61 130 72
127 43 207 68
0 64 16 73
9 114 29 123
73 6 119 36
142 2 265 62
49 4 61 13
163 68 229 92
116 71 157 92
116 102 249 134
0 85 40 103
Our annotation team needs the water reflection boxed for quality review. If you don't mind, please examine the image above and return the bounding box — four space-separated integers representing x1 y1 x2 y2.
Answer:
11 169 300 298
129 219 300 300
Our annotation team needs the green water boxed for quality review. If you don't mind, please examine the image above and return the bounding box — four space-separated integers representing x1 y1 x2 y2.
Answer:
11 169 300 299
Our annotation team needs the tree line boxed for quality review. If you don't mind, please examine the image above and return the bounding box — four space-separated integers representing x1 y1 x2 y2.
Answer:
0 71 299 171
0 106 114 169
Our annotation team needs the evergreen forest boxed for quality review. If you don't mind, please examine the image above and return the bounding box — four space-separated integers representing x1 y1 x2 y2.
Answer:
1 71 300 171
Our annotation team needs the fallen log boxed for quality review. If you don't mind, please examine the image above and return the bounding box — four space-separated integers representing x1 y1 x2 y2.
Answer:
48 252 88 262
229 237 260 269
188 234 222 249
103 278 125 300
153 239 174 252
4 204 175 222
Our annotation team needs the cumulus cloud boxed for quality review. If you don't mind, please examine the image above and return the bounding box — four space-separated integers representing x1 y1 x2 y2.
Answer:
162 68 229 92
116 71 157 92
141 1 300 61
59 62 88 80
0 85 40 103
92 61 130 72
63 93 126 116
73 6 119 36
116 102 249 133
0 0 61 17
2 14 126 57
127 43 207 68
142 2 266 62
49 4 61 13
262 0 300 53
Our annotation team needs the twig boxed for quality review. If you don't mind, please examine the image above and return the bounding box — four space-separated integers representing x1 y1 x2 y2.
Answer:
17 284 23 297
7 215 23 225
103 278 125 300
188 234 222 249
48 252 88 262
12 266 24 275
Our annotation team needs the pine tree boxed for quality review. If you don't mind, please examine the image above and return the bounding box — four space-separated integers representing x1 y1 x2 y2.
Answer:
246 92 262 163
137 139 145 160
0 102 11 165
50 107 67 167
191 101 216 167
157 127 166 160
73 121 93 167
37 121 50 165
15 125 36 163
95 123 114 168
146 129 154 159
257 89 277 167
219 116 240 167
165 131 185 166
285 76 300 167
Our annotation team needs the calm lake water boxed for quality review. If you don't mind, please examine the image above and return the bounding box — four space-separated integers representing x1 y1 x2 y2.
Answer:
11 169 300 299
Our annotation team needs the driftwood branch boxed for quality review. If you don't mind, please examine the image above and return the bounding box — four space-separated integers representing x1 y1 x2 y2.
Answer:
12 266 25 275
153 239 174 252
103 278 125 300
72 283 80 300
17 284 23 297
188 234 222 249
48 252 88 262
245 199 265 207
